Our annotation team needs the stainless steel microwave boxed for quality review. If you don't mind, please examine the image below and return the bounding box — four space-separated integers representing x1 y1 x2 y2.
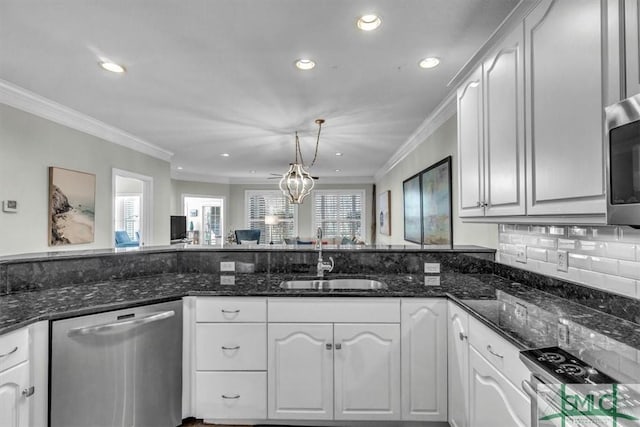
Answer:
605 94 640 227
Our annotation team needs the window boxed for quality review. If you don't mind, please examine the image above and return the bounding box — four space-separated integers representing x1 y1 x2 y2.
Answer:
246 191 297 244
312 190 366 240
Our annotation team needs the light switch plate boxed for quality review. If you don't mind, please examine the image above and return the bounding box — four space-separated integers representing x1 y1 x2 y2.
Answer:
220 275 236 285
424 262 440 274
515 302 528 323
557 250 568 272
424 276 440 286
220 261 235 272
2 200 17 213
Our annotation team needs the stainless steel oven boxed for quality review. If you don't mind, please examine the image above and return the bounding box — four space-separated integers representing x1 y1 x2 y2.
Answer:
605 94 640 227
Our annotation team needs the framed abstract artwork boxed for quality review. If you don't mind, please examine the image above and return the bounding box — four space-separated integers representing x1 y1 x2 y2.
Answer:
403 174 421 244
48 167 96 246
402 156 453 246
378 190 391 236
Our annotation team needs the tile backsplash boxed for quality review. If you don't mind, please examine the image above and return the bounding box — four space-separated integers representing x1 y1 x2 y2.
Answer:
498 224 640 299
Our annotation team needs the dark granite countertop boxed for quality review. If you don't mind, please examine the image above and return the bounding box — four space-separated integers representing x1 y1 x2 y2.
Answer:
2 271 638 382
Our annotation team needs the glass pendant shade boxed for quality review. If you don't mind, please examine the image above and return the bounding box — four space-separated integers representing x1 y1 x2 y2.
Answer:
279 163 315 204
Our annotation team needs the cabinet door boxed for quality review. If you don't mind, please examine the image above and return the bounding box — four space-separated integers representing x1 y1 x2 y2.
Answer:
267 323 333 420
626 0 640 97
0 361 30 427
483 23 526 216
457 66 486 217
448 302 469 427
334 323 400 420
524 0 606 215
400 300 447 421
468 346 530 427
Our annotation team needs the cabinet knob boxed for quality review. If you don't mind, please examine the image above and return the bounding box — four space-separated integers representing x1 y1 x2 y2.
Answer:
326 343 332 350
459 332 467 341
335 343 342 350
22 386 34 398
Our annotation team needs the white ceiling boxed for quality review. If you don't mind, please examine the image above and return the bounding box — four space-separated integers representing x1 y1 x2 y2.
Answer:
0 0 519 182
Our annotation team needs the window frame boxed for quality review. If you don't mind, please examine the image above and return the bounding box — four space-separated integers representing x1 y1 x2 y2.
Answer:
244 190 299 243
311 189 367 241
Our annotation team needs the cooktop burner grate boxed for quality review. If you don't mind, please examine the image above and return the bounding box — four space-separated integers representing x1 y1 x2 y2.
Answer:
520 346 618 384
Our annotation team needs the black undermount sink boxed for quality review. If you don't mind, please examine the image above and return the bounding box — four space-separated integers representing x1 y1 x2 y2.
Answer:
279 277 388 290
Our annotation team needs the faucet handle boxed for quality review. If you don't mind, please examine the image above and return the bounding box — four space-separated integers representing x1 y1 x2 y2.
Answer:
328 256 334 272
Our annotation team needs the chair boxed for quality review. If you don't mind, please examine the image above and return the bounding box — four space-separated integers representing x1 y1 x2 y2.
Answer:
115 231 140 248
235 229 261 244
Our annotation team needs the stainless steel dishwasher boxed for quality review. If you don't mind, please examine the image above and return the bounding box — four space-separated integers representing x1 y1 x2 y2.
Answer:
50 299 182 427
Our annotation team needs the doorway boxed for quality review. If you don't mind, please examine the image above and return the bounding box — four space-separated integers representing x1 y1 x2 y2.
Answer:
113 169 153 247
183 195 224 246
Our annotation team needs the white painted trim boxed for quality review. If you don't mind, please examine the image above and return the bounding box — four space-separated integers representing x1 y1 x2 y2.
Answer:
230 176 375 185
0 79 173 162
112 169 154 247
374 94 456 182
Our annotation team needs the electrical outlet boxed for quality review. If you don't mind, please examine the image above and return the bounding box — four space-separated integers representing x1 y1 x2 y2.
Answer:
557 250 568 272
424 276 441 286
220 261 235 272
424 262 440 274
515 302 528 323
515 245 527 264
558 322 570 346
220 275 236 285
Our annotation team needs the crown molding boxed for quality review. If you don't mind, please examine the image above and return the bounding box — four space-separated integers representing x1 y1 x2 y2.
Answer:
0 79 174 162
373 92 456 182
229 175 375 185
171 170 231 184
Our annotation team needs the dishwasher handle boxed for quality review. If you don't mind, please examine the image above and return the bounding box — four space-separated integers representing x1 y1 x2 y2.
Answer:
67 310 175 337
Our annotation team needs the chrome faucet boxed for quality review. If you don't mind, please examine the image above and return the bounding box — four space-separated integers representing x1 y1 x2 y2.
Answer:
316 227 334 277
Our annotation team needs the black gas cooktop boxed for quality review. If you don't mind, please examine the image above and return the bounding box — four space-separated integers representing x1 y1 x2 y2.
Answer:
520 346 618 385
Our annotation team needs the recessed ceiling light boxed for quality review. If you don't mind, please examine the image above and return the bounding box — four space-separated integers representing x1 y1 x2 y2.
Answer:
220 153 230 157
357 14 382 31
250 170 256 174
335 169 341 172
177 166 183 170
419 57 440 69
99 61 126 73
295 59 316 71
335 152 343 156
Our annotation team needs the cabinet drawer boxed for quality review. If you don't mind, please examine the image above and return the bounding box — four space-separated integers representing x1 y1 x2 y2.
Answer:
0 327 28 372
196 297 266 322
468 316 529 389
268 298 400 323
196 323 266 370
195 372 267 419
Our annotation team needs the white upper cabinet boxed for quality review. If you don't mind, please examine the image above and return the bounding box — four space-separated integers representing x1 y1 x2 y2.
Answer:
483 23 526 216
626 0 640 97
457 23 526 219
524 0 606 216
457 67 485 217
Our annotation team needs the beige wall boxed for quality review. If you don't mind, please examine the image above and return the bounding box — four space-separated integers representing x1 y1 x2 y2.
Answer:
0 104 172 256
228 183 375 241
375 114 498 248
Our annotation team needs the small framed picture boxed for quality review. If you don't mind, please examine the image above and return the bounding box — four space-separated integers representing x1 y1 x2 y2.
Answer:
189 209 199 217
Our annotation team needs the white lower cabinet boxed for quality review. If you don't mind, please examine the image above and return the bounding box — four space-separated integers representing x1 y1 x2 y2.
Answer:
468 346 530 427
334 323 400 420
448 301 470 427
0 361 30 427
195 371 267 419
267 323 334 420
401 299 447 421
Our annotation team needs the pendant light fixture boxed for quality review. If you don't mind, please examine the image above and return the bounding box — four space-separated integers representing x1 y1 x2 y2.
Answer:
279 119 324 204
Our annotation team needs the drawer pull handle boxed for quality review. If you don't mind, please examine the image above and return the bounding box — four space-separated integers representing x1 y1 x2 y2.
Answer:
459 332 467 341
221 394 240 399
0 346 18 358
487 345 504 359
335 343 342 350
221 309 240 314
22 386 34 397
326 343 332 350
221 345 240 351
